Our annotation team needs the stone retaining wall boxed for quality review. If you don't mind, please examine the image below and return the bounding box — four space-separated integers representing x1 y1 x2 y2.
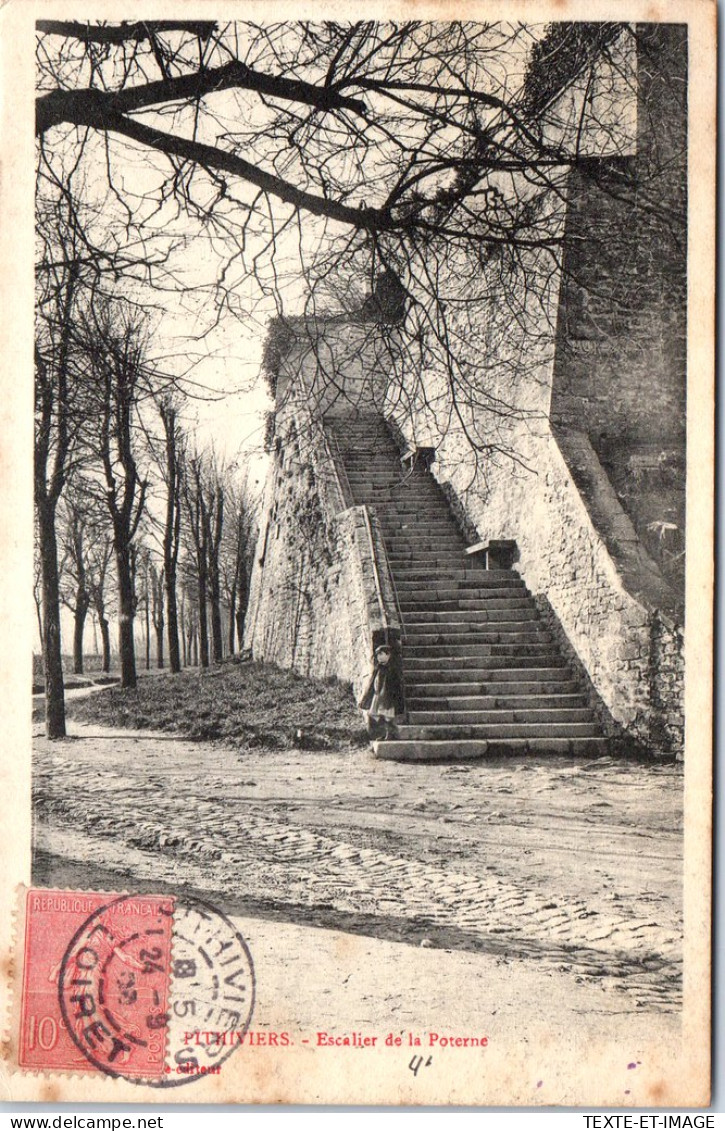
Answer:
245 386 401 700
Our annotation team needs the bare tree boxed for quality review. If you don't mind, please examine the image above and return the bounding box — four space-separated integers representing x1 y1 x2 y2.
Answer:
182 453 210 669
157 399 184 672
34 209 84 737
87 536 114 674
33 20 671 465
81 306 150 688
32 528 44 657
58 494 92 675
134 544 153 672
221 477 259 655
150 562 165 669
34 21 589 249
179 568 200 668
203 459 226 665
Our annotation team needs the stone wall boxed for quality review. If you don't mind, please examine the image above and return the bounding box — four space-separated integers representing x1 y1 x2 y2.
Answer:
551 25 687 600
245 319 403 700
275 317 393 421
386 26 686 755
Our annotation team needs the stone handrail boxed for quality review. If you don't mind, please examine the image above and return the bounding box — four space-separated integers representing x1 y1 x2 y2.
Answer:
322 423 405 640
320 425 355 512
360 505 407 716
360 505 405 640
321 419 407 713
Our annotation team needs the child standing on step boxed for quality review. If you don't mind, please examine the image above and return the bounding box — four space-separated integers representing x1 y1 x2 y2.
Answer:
358 643 405 741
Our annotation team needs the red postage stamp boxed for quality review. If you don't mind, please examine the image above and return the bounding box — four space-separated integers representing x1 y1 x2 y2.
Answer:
15 888 256 1086
19 889 175 1077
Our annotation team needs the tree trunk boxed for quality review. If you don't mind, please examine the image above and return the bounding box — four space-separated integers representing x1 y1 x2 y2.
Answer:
228 583 237 655
236 603 246 651
145 597 151 670
235 559 248 650
198 573 209 668
156 618 164 669
116 549 137 688
209 571 223 663
192 629 198 668
160 402 182 673
38 501 66 738
72 591 89 674
166 571 181 672
34 592 44 653
99 615 111 673
180 593 187 667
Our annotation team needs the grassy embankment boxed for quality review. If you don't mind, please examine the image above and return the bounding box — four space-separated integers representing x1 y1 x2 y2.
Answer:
66 661 366 752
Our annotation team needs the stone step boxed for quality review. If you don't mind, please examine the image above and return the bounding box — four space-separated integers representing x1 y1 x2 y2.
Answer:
341 444 401 453
387 539 473 551
387 541 468 552
345 472 410 483
404 605 535 623
345 478 440 488
398 589 531 606
353 496 449 509
342 456 428 467
384 520 460 532
389 556 470 570
347 487 447 500
372 737 610 761
405 630 552 646
388 556 473 570
406 693 589 711
338 432 391 439
400 601 537 616
343 459 407 470
408 708 594 725
386 536 465 550
335 427 393 438
406 666 571 685
377 506 457 518
385 533 463 545
396 722 603 740
389 549 469 561
380 523 459 535
404 653 564 671
405 615 542 633
395 578 526 592
408 679 580 697
405 615 543 631
393 568 511 582
405 641 555 658
345 472 437 484
345 472 401 482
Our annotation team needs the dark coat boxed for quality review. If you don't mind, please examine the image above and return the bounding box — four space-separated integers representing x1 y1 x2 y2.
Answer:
358 659 405 717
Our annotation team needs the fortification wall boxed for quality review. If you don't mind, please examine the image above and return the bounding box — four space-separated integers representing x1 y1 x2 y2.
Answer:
551 25 687 599
386 25 686 755
275 318 391 420
244 430 362 696
245 320 400 699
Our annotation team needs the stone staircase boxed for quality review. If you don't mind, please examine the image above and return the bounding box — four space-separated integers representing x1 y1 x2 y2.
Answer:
328 413 608 761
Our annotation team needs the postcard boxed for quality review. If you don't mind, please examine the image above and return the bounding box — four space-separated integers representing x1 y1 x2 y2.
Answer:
0 0 714 1107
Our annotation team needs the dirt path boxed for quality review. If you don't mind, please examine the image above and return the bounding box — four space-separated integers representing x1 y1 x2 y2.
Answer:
33 720 683 1037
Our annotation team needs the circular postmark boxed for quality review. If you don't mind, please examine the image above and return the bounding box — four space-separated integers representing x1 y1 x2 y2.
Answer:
58 893 255 1087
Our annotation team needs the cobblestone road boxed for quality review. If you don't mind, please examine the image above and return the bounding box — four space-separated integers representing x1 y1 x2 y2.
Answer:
33 721 683 1015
